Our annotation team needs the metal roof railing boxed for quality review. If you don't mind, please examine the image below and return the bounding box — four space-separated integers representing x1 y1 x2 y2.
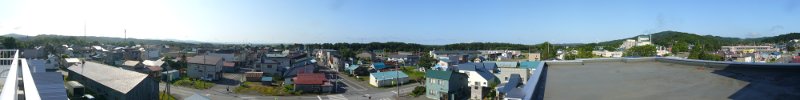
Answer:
0 49 19 100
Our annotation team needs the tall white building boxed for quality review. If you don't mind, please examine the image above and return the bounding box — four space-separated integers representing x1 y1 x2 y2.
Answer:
636 35 652 46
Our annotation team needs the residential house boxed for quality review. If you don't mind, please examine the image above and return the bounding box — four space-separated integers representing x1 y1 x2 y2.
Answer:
425 70 469 100
141 59 166 77
293 73 332 93
222 61 236 72
67 62 158 100
496 74 523 100
264 50 291 68
369 71 409 87
187 55 225 81
283 64 318 85
456 63 500 100
255 59 281 77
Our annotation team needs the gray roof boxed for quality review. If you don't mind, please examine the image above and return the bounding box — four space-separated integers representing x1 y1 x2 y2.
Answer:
187 55 223 65
68 62 149 93
27 59 49 73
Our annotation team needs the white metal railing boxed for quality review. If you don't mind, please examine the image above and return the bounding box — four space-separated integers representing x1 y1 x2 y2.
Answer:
21 59 39 100
0 49 19 100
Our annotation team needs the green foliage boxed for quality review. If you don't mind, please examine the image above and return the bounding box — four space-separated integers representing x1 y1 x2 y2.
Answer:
688 45 723 61
411 86 426 97
623 45 656 57
417 53 436 69
173 78 215 89
759 33 800 43
564 52 577 60
671 42 689 53
401 66 425 82
788 44 796 52
537 42 558 60
159 92 177 100
576 44 595 58
1 37 17 49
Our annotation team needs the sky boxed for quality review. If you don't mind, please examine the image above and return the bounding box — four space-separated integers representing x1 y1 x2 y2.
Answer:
0 0 798 45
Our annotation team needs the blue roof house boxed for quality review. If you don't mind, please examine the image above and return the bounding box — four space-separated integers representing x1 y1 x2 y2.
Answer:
369 71 409 87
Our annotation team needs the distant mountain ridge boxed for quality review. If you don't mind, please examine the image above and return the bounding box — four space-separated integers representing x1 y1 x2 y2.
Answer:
1 33 207 45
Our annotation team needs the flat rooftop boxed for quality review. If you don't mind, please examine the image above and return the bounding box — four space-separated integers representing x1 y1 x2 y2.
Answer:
543 61 800 100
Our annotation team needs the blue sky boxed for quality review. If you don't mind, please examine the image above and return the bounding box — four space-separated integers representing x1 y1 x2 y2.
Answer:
0 0 798 45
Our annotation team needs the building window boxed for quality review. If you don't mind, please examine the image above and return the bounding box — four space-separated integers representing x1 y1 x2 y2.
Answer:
268 65 273 68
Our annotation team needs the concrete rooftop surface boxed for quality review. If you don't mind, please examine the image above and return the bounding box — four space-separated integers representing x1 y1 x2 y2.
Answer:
542 61 800 100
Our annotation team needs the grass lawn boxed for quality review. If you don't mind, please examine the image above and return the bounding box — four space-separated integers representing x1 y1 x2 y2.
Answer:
234 82 300 96
159 92 177 100
172 77 215 89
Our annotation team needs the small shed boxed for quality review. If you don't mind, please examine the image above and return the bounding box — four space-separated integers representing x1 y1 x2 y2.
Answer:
261 77 274 85
244 72 263 82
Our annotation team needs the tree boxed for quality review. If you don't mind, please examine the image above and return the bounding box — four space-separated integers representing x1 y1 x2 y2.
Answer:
576 44 595 58
688 44 723 61
417 53 436 69
411 86 426 97
623 45 656 57
788 44 796 52
672 42 689 53
2 37 17 49
537 42 557 60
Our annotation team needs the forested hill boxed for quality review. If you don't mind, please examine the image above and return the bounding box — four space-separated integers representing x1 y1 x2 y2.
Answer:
597 31 800 50
1 34 198 48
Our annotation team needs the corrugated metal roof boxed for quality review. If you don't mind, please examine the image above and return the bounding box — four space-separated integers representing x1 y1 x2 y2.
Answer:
27 59 48 73
426 70 452 80
32 72 68 100
122 60 140 67
519 61 541 69
68 62 149 93
294 73 326 85
371 71 408 81
372 63 388 70
345 65 360 71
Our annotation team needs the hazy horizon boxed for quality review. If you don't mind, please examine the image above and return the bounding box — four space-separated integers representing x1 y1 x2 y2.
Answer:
1 0 799 45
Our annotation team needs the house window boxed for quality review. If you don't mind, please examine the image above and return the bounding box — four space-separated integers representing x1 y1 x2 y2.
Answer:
505 77 508 81
268 65 273 68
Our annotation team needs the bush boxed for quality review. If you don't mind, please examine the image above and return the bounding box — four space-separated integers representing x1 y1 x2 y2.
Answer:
411 86 425 97
172 78 215 89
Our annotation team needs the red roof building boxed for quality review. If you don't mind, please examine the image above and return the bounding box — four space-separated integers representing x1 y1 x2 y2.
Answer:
792 56 800 63
294 73 327 85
